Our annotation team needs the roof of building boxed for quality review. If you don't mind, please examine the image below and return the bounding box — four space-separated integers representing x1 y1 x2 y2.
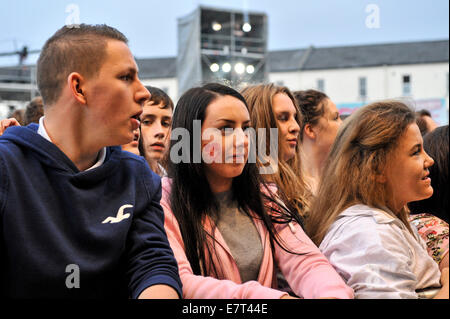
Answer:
266 48 309 72
299 39 449 70
1 39 448 84
135 39 449 78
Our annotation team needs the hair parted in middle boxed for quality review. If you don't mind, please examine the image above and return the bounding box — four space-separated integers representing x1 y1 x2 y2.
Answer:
167 83 306 278
240 83 312 220
305 100 416 246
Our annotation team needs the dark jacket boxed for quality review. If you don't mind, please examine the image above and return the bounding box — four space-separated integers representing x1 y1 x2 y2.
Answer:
0 124 182 298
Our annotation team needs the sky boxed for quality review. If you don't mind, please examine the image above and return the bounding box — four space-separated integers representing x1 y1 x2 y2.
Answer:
0 0 448 66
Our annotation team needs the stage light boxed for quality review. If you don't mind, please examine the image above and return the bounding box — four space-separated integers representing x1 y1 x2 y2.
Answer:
242 22 252 32
212 22 222 31
178 7 267 95
222 63 231 73
246 65 255 74
234 62 245 74
210 63 220 72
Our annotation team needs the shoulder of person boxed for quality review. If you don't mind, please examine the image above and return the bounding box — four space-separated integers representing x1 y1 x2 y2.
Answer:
160 177 173 199
0 126 40 163
118 150 156 175
115 149 162 192
321 204 409 251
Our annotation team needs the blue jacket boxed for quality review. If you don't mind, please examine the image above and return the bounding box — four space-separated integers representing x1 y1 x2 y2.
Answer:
0 124 182 298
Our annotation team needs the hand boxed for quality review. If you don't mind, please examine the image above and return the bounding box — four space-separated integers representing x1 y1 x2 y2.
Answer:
0 118 21 136
280 294 299 299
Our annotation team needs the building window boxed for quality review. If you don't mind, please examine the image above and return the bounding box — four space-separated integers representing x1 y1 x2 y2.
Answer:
402 75 411 96
317 79 325 92
359 77 367 100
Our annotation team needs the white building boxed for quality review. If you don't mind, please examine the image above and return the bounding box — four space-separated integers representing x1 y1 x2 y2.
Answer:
268 40 449 125
1 39 448 124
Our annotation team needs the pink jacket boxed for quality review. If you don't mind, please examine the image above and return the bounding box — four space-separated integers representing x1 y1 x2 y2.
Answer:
161 177 354 299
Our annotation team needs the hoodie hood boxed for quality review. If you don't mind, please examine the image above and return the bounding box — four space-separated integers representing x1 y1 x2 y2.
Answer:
0 124 123 183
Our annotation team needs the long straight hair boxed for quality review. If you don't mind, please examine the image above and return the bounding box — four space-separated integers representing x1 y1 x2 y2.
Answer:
241 83 312 220
167 83 305 277
306 100 416 245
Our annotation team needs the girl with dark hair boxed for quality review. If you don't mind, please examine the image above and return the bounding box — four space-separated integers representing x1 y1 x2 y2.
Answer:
409 125 449 271
293 89 342 195
160 83 353 299
409 125 449 223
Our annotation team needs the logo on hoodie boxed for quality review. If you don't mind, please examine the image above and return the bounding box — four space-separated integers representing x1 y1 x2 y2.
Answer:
102 204 133 224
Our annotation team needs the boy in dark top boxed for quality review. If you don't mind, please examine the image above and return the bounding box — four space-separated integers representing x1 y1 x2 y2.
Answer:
0 24 182 298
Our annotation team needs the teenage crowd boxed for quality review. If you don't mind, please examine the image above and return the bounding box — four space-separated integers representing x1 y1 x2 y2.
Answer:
0 24 448 299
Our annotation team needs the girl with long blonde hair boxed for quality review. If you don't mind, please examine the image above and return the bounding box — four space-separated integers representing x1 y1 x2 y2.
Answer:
241 84 311 220
306 100 448 299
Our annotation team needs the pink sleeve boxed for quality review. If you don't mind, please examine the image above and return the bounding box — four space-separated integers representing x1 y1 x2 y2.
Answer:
160 180 288 299
274 222 354 299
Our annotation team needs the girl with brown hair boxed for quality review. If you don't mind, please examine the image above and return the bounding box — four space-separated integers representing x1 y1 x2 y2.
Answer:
306 100 448 299
293 90 342 194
